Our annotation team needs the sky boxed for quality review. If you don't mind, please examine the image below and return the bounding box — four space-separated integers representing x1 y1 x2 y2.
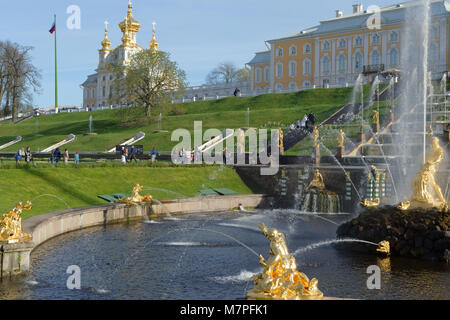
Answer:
0 0 398 108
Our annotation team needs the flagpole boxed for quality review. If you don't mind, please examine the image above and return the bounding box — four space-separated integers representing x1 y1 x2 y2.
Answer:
54 14 58 114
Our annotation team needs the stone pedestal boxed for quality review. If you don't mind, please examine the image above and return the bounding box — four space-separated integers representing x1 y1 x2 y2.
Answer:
1 241 34 279
372 123 380 134
336 146 345 159
357 132 366 143
314 146 320 166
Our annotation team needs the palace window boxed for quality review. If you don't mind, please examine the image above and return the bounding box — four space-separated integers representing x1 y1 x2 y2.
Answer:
432 25 439 38
304 43 312 54
354 52 363 70
321 56 330 74
289 45 297 56
289 60 297 77
102 86 106 97
371 50 380 65
303 80 311 88
276 62 283 78
355 36 363 47
338 39 346 49
303 58 311 76
389 48 399 67
276 47 283 57
264 67 270 82
338 54 347 73
275 83 283 92
372 33 381 45
322 40 330 51
289 81 297 91
255 67 262 83
390 31 399 42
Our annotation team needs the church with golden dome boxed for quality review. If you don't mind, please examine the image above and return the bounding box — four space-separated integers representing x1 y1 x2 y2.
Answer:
81 1 159 109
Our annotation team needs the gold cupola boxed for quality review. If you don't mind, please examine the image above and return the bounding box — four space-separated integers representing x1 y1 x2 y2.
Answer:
119 1 141 34
149 21 159 51
101 21 111 51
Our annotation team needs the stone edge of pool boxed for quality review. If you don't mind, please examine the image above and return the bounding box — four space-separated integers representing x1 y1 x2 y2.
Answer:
1 194 273 280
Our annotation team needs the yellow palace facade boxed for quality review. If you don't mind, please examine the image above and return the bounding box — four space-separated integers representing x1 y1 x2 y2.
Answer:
248 1 450 94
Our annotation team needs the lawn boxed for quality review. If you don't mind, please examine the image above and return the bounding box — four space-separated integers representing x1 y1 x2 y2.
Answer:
0 165 256 219
0 87 359 153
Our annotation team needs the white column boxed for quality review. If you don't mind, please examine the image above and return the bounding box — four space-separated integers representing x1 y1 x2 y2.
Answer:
348 36 352 81
440 18 446 69
364 34 369 66
332 39 336 84
314 38 320 86
382 31 387 66
270 44 275 91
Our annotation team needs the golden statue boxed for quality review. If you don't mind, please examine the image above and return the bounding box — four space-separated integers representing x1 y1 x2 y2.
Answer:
0 201 33 243
119 184 153 205
247 223 323 300
409 137 448 211
372 110 379 125
376 241 390 255
312 126 319 148
428 125 433 138
278 128 284 153
360 198 380 207
306 169 325 191
337 129 345 148
396 201 411 211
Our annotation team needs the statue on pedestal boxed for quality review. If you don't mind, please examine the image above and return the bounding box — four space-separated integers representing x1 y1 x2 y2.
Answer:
306 169 325 192
247 223 323 300
408 137 448 211
0 201 33 243
119 184 153 205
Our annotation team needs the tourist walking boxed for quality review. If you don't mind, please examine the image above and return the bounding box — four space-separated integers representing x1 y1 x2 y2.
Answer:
150 147 159 163
121 147 127 164
301 114 308 129
129 145 138 163
25 147 32 164
74 151 80 165
53 148 61 165
296 119 301 129
15 149 22 165
64 149 69 164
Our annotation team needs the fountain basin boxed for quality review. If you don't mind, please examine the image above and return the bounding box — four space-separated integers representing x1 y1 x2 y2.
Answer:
337 206 449 262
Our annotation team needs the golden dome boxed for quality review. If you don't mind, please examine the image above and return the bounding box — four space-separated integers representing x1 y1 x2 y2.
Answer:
149 21 159 51
119 1 141 33
101 21 111 51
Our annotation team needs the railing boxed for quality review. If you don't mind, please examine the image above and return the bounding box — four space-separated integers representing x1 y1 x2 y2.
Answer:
363 64 385 74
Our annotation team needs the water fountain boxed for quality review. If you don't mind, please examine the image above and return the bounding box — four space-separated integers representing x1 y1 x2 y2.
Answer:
85 115 97 136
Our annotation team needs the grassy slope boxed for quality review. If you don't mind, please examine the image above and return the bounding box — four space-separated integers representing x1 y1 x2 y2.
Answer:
0 166 255 220
0 88 354 153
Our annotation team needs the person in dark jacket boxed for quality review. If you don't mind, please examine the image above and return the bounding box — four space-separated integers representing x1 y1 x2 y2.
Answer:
129 145 138 163
53 148 61 165
25 147 32 164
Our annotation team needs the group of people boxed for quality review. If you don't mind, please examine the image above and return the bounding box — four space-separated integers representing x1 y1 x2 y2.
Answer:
120 145 159 164
15 147 32 165
50 148 79 165
290 112 317 133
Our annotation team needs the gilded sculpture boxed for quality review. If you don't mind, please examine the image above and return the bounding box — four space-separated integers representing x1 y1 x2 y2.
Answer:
337 129 345 148
119 184 153 205
0 201 33 243
360 198 380 207
306 169 325 191
408 137 448 211
278 128 284 153
247 223 323 300
376 241 391 255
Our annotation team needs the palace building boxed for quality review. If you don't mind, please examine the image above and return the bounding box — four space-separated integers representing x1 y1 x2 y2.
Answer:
247 0 450 94
81 1 159 109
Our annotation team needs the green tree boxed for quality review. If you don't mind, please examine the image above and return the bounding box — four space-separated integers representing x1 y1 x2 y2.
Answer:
110 49 187 118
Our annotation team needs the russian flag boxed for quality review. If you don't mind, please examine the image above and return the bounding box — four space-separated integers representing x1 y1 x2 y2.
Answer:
49 23 56 34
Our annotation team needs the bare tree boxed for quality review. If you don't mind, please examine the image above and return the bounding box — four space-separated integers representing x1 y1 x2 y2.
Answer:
205 62 250 85
0 41 41 121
